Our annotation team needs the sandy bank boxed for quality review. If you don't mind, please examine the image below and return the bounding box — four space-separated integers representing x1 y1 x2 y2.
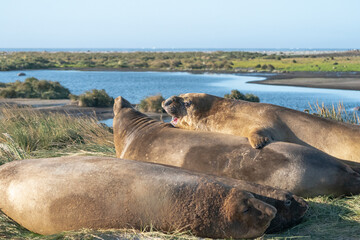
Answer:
0 98 169 121
248 72 360 91
252 78 360 91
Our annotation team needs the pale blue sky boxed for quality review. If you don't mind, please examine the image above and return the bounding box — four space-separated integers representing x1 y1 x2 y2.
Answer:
1 0 359 48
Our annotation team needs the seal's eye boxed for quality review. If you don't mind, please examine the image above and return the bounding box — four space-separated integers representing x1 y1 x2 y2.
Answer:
284 199 292 207
184 101 192 108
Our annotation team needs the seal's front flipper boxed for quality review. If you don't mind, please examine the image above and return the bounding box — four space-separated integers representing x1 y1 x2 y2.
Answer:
248 131 271 149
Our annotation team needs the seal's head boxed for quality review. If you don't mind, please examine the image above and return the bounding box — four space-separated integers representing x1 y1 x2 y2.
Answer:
113 96 133 117
222 189 277 238
162 93 217 128
161 95 191 126
265 193 308 233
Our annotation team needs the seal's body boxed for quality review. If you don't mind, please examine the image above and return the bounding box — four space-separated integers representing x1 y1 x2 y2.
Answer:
114 97 360 198
0 156 276 238
162 93 360 163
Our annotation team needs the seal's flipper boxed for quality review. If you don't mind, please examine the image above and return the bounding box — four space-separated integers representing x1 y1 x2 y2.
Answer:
248 132 271 149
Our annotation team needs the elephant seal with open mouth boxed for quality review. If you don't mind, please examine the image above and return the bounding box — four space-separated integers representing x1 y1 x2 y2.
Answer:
162 93 360 163
114 96 360 198
0 156 276 239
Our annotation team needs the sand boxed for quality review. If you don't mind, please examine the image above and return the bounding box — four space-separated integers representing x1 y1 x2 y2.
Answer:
253 77 360 91
0 98 169 121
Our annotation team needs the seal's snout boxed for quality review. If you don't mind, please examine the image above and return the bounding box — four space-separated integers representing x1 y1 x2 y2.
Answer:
292 195 309 214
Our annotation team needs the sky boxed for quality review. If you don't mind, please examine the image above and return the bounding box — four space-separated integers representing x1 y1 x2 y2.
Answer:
0 0 359 49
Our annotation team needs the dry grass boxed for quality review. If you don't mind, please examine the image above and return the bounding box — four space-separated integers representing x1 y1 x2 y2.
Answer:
0 106 115 164
138 95 165 113
306 102 360 125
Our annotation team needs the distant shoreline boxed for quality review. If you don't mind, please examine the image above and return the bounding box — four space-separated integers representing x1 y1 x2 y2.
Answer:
16 67 360 91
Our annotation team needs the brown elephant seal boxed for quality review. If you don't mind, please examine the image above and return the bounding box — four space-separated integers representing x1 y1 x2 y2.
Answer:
113 98 311 233
114 96 360 198
162 93 360 163
0 156 276 238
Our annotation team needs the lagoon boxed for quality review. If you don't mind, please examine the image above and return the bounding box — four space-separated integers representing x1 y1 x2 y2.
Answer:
0 70 359 112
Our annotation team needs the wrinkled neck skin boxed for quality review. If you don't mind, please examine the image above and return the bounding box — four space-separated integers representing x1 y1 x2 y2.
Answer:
114 108 172 158
176 109 200 130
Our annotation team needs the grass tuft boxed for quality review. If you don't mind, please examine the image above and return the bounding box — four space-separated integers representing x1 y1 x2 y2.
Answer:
264 195 360 239
138 95 165 113
0 106 115 164
0 133 28 164
306 102 359 125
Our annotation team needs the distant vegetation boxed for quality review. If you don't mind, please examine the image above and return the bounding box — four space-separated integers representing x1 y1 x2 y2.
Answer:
138 95 165 113
0 78 115 108
0 77 70 99
0 51 264 71
74 89 114 107
224 89 260 102
1 50 359 72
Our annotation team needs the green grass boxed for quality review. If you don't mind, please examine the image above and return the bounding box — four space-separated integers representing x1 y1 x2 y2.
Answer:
0 105 360 239
232 56 360 72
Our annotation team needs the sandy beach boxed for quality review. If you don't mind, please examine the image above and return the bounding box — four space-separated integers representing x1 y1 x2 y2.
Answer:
251 72 360 91
0 98 169 121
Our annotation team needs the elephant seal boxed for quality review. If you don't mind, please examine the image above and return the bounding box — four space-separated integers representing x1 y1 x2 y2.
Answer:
114 96 360 198
0 156 276 238
113 98 311 233
162 93 360 163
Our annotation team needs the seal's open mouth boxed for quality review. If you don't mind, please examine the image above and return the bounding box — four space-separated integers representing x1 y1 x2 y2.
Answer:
171 117 179 126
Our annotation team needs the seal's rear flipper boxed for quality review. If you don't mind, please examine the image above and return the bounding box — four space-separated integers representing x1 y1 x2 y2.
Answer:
114 96 133 116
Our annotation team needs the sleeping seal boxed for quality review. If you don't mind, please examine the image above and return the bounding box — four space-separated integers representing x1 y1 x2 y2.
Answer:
162 93 360 163
0 156 276 238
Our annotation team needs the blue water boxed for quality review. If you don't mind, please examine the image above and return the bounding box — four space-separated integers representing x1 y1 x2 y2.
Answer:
0 70 359 112
0 48 352 53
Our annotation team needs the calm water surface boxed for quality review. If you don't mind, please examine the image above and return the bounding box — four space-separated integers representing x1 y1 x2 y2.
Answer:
1 70 359 112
